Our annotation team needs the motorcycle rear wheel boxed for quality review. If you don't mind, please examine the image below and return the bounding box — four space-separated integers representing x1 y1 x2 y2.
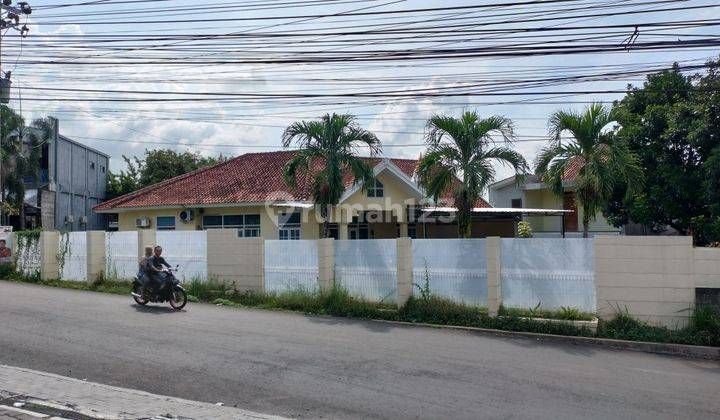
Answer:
132 283 149 305
169 287 187 310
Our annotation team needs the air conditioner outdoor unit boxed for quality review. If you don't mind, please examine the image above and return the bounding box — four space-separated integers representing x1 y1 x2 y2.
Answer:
79 216 88 225
135 217 151 228
65 215 74 224
179 209 194 223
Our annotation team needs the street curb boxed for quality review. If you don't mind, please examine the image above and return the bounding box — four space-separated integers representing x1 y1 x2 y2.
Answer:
369 319 720 360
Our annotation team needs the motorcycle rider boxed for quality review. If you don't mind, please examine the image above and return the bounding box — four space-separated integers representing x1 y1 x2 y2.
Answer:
149 245 172 291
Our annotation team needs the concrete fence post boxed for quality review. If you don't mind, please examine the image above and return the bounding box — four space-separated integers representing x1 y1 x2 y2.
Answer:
207 229 265 293
40 230 60 280
486 236 502 317
317 238 335 292
86 231 106 283
396 237 413 308
137 229 156 260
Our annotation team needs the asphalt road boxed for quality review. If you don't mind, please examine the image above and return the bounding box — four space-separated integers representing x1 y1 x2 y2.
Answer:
1 281 718 419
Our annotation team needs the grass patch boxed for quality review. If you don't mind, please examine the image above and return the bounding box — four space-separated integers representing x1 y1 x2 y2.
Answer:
400 296 594 337
499 305 595 321
597 306 720 347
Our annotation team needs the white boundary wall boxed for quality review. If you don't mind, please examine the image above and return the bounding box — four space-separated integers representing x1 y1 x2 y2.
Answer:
335 239 397 302
412 239 488 306
106 231 140 280
501 238 596 312
265 240 319 293
59 232 87 281
156 231 207 281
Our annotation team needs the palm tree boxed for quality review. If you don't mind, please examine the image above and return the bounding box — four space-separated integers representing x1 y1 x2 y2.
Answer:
535 103 644 238
0 106 48 227
417 111 528 238
282 113 381 238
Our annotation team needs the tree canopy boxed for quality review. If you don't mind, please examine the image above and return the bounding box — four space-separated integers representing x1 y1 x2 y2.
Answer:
108 149 226 199
606 60 720 244
535 104 643 238
417 111 527 238
0 105 51 226
282 113 381 238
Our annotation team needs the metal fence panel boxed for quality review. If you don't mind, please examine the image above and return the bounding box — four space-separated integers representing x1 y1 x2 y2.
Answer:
412 239 487 307
106 231 139 280
156 231 207 282
59 232 87 281
501 238 595 312
335 239 396 302
264 240 319 293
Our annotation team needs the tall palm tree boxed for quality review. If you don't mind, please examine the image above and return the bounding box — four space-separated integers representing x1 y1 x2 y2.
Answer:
282 113 381 238
0 106 48 227
535 103 644 238
417 111 528 238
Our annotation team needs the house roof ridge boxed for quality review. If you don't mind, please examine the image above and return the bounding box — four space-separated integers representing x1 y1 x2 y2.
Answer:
95 153 247 210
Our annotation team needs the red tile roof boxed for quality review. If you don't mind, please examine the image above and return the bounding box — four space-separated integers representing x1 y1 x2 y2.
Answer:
94 151 490 211
562 156 585 181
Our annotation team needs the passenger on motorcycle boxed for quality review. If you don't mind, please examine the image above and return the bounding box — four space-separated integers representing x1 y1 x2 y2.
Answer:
138 246 153 288
149 245 172 291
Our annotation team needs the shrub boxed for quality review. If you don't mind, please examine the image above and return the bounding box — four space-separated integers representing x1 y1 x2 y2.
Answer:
499 305 594 321
0 263 18 280
400 296 486 326
185 276 231 302
517 221 533 238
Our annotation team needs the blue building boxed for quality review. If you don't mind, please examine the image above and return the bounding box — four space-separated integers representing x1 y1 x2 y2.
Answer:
23 117 109 231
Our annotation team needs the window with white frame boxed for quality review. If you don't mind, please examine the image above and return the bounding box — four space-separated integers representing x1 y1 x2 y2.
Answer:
202 214 261 237
156 216 176 230
278 212 301 240
367 179 384 198
238 214 261 237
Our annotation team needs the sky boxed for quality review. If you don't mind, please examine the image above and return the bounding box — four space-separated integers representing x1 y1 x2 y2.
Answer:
3 0 720 187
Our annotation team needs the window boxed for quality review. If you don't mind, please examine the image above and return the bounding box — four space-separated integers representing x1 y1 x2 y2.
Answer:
101 166 106 173
90 162 96 170
240 214 261 237
202 214 261 237
511 198 523 208
156 216 176 230
278 212 301 240
367 179 384 198
202 215 223 229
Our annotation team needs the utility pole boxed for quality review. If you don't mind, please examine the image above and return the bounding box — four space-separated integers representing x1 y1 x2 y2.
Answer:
0 0 31 225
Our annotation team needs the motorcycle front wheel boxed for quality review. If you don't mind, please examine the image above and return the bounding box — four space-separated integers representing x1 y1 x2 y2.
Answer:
132 283 149 305
169 287 187 310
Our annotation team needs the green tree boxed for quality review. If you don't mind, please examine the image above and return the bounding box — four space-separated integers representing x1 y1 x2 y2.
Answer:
606 60 720 244
282 113 381 238
107 149 226 199
536 104 644 238
0 105 49 227
417 111 528 238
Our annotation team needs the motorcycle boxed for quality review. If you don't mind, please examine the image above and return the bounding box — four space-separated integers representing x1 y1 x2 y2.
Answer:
131 266 188 310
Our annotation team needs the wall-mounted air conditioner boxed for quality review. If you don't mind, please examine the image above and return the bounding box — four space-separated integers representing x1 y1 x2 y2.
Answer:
65 215 74 224
79 216 88 225
136 217 151 228
179 209 195 223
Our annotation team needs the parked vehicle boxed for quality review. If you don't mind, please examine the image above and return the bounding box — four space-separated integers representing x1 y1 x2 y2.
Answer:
131 267 187 310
